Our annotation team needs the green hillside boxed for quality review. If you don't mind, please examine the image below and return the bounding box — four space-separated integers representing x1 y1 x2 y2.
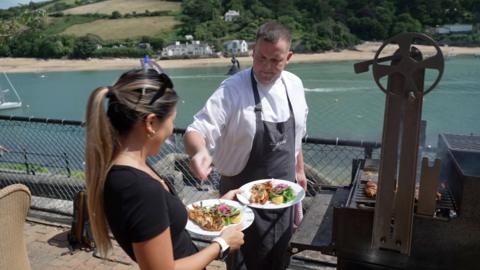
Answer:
62 16 179 40
0 0 478 59
0 0 182 58
62 0 181 15
41 0 79 11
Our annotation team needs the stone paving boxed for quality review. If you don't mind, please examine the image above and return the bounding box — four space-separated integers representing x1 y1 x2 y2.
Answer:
24 219 225 270
24 217 335 270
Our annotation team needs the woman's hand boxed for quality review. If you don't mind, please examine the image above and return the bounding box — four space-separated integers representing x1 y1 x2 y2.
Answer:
219 225 244 251
220 189 242 201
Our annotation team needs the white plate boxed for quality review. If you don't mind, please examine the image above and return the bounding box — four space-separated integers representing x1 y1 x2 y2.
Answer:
185 199 255 237
236 179 305 209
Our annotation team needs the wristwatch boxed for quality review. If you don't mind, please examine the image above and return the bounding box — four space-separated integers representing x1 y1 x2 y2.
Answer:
212 237 230 260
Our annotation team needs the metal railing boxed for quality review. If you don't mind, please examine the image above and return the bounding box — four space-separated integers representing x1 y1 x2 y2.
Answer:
0 149 71 176
0 115 382 215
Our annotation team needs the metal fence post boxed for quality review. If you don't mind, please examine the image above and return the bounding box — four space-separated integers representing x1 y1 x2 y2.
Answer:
64 152 71 177
23 148 30 175
364 145 373 159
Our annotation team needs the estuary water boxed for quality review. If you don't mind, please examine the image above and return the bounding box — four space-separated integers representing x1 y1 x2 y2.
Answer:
1 56 479 146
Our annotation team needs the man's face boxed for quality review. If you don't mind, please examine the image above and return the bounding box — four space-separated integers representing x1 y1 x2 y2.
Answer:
252 38 293 85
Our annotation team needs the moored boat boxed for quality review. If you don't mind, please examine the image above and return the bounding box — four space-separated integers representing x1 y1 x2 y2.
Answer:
0 72 22 110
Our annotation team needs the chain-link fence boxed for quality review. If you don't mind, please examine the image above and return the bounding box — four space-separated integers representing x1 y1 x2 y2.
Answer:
0 115 385 216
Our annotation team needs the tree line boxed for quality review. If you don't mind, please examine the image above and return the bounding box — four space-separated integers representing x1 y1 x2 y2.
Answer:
180 0 480 52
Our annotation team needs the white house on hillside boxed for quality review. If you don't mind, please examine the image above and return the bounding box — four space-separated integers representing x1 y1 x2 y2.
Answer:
434 24 473 34
161 40 213 58
223 40 248 55
224 10 240 21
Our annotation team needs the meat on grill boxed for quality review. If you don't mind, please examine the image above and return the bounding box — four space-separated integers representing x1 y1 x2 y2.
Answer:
365 180 377 198
364 180 442 201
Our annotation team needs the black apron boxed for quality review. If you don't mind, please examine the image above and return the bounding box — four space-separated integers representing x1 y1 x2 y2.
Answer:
220 69 296 270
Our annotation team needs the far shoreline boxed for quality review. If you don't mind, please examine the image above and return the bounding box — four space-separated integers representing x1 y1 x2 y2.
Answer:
1 42 479 73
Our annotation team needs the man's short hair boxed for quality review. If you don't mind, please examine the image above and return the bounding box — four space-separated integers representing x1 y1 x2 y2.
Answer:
256 21 292 48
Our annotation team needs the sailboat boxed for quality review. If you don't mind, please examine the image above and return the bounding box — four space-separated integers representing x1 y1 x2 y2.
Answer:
0 72 22 110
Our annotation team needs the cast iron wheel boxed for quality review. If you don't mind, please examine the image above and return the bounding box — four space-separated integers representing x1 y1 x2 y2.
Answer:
372 32 444 96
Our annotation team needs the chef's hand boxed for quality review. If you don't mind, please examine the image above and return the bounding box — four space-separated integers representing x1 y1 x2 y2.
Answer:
189 148 213 180
296 171 308 191
220 189 243 201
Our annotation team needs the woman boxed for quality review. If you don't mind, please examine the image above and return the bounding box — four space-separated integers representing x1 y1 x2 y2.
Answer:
85 63 244 269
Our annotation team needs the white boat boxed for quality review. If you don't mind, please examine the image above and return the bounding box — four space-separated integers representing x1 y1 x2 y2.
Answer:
0 72 22 110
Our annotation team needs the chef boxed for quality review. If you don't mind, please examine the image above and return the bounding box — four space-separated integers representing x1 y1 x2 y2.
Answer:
184 21 308 270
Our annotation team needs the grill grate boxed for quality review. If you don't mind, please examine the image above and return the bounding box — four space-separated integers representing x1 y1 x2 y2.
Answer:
352 171 456 216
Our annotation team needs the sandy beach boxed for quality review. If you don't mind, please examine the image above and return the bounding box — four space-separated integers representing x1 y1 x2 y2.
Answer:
1 42 479 73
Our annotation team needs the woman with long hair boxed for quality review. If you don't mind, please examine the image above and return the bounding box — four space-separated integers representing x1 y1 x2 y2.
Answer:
85 62 244 269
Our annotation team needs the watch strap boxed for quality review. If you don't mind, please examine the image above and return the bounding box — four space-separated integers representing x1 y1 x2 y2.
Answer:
212 237 229 260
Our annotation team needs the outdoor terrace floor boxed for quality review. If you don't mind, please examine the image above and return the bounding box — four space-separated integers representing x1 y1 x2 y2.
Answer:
24 218 225 270
24 216 335 270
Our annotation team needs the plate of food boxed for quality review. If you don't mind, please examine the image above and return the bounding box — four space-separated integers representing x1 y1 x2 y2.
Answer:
186 199 255 237
236 179 305 209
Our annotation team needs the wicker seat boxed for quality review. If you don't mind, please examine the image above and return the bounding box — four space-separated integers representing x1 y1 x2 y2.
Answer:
0 184 32 270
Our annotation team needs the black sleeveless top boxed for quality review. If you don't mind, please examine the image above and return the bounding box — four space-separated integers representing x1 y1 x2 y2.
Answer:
104 165 197 261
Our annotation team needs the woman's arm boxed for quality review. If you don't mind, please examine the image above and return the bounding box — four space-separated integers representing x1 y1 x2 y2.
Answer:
133 226 243 270
133 227 175 270
174 243 221 270
133 227 220 270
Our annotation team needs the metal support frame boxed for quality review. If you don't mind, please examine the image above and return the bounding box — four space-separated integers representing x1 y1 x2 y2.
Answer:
354 33 444 255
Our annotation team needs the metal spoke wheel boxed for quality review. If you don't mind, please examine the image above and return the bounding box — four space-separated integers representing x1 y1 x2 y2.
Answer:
372 32 444 96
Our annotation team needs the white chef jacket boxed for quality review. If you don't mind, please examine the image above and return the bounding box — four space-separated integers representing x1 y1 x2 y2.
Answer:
186 67 308 176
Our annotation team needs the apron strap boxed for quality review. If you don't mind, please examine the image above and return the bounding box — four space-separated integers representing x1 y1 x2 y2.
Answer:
282 78 294 117
250 69 265 163
282 78 296 144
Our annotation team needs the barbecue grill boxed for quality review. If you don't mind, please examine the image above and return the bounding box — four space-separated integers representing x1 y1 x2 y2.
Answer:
333 33 480 269
289 33 480 270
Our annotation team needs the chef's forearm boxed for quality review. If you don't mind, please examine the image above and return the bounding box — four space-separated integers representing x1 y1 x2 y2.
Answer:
296 149 305 174
184 130 207 158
